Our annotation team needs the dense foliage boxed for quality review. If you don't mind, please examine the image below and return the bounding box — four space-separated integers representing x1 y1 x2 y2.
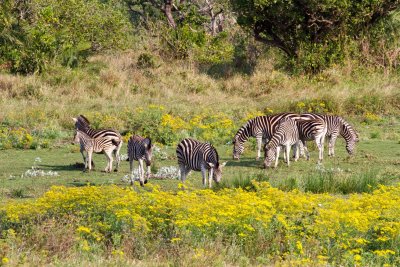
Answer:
1 183 399 265
0 0 131 73
231 0 400 71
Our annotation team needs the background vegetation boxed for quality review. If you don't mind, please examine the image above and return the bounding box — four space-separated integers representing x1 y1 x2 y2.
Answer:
0 0 400 266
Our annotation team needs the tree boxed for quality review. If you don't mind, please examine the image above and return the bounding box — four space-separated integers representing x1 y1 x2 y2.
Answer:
125 0 227 34
231 0 400 70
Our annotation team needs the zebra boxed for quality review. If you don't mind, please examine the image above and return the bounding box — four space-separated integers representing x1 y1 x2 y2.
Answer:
264 117 300 168
72 115 123 171
73 129 122 172
296 119 327 163
232 113 301 160
176 138 226 188
127 135 154 187
300 113 359 156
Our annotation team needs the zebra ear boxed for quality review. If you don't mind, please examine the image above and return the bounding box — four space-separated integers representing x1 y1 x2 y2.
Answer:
220 162 227 168
72 117 78 122
207 162 215 168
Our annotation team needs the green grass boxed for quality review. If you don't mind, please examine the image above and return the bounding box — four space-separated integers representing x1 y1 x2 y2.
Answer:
1 127 399 202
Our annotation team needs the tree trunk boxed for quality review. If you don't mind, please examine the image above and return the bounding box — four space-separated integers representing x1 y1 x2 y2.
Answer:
164 0 176 28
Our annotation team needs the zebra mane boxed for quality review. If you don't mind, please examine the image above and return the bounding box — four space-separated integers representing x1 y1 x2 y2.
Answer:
74 115 91 131
78 115 90 126
233 119 253 142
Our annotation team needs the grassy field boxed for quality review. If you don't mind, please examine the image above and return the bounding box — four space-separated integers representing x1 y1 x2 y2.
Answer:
1 50 400 265
1 119 399 202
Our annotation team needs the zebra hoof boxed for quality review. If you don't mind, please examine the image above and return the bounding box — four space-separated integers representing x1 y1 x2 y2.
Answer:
144 179 148 184
113 169 118 172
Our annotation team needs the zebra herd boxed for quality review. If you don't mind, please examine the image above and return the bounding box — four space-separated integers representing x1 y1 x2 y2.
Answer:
72 112 359 188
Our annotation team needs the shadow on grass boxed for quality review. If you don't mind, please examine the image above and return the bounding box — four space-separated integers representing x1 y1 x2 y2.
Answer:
67 180 98 187
39 163 93 172
226 158 263 168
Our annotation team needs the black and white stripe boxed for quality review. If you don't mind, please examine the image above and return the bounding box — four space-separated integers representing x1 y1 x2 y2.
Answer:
264 117 300 168
127 135 153 187
176 138 226 188
73 129 122 172
233 113 301 160
73 115 123 171
300 113 359 156
296 119 327 163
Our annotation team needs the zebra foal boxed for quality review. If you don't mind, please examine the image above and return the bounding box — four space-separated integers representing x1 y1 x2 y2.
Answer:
232 113 300 160
73 130 121 172
264 117 300 169
127 135 154 187
176 138 226 188
297 119 327 163
300 113 359 156
73 115 123 171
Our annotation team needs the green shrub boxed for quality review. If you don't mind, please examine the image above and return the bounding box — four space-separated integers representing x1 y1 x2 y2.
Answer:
1 0 132 74
137 53 156 69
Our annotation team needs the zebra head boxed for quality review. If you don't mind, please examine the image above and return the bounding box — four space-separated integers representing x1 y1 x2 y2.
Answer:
207 162 227 183
341 122 359 155
232 138 244 160
143 138 154 166
263 145 276 169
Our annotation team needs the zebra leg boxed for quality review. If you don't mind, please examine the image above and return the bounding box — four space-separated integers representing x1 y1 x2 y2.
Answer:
104 150 113 172
179 165 187 183
129 159 135 186
201 166 207 187
294 142 300 162
285 145 291 167
320 135 326 161
208 168 214 188
328 136 337 157
80 146 86 167
256 136 262 160
303 141 310 161
145 164 151 184
113 140 123 172
87 151 93 172
138 159 144 186
283 146 287 163
274 146 281 168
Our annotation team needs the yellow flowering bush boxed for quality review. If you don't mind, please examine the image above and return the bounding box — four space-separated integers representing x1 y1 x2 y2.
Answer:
0 126 34 149
363 112 381 124
1 182 399 265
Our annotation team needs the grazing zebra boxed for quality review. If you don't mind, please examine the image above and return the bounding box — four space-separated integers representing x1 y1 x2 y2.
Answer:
127 135 154 187
176 138 226 188
264 117 300 168
73 130 122 172
300 113 359 156
73 115 123 171
232 113 301 160
296 119 327 163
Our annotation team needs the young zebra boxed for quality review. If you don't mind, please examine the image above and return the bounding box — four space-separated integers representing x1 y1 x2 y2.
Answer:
232 113 301 160
176 138 226 188
73 129 122 172
300 113 359 156
296 119 327 163
127 135 154 187
264 117 300 168
73 115 123 171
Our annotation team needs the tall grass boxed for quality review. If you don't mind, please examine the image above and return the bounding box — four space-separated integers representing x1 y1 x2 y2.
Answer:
302 169 387 194
219 168 392 194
